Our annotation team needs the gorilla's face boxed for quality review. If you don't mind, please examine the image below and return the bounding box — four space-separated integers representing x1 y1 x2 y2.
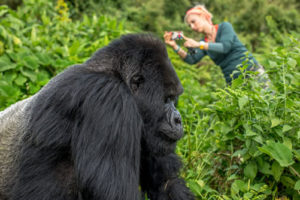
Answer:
126 47 184 156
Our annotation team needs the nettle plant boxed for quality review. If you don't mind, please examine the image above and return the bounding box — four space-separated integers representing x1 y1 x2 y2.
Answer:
205 41 299 199
0 0 127 110
175 35 300 199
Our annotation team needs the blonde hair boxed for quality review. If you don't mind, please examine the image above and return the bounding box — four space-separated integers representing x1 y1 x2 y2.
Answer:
184 5 213 25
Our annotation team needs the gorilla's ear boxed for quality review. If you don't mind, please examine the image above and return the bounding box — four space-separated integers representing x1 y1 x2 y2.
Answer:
130 75 144 93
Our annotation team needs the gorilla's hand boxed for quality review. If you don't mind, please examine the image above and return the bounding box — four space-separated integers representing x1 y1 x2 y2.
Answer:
156 178 195 200
140 154 195 200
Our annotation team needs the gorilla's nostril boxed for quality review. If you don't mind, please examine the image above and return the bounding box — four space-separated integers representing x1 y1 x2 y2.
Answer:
174 116 181 125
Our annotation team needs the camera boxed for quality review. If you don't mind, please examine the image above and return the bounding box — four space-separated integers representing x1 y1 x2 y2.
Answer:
171 31 184 40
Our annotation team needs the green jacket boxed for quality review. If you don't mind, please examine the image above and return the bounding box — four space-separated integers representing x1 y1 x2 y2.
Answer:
183 22 259 83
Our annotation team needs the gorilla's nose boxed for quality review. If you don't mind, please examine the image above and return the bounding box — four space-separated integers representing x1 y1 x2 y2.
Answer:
169 110 183 140
172 110 182 127
161 101 184 141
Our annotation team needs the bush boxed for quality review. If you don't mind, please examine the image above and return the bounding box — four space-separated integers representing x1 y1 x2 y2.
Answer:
0 0 128 109
1 1 299 199
174 34 300 199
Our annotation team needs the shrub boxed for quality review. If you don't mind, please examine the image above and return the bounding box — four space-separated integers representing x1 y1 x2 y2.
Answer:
174 34 300 199
0 0 128 109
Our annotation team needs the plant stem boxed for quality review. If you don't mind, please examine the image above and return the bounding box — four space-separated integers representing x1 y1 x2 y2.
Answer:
289 166 300 179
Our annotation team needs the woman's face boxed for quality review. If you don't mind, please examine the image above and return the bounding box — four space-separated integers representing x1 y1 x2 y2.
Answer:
186 14 210 33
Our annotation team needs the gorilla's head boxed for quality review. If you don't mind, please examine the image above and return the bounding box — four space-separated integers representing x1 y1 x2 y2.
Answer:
88 34 184 156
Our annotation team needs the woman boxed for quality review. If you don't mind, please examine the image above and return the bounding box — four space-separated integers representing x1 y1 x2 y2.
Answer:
164 5 267 85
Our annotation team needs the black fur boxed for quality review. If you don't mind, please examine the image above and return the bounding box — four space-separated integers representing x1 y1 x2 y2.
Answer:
6 34 194 200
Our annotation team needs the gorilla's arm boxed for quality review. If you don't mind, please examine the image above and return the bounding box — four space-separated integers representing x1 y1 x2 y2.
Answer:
141 153 194 200
11 67 143 200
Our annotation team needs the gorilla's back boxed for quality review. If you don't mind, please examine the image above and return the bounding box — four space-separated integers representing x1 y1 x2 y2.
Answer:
0 97 33 197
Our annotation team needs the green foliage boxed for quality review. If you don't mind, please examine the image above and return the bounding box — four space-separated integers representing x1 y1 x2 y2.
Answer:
0 0 128 110
194 0 300 52
1 1 300 199
174 35 300 199
0 0 22 9
63 0 300 53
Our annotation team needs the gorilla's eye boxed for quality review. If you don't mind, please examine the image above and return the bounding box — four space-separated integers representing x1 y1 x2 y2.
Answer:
130 75 144 92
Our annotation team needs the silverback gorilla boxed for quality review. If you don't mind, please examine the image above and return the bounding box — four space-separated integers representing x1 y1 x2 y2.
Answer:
0 34 194 200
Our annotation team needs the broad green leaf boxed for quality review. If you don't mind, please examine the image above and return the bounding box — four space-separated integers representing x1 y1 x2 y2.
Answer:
231 76 243 88
35 53 52 66
22 55 40 70
275 128 284 138
245 128 257 137
202 185 218 194
258 141 294 167
283 138 292 150
0 25 8 40
287 58 297 68
6 51 18 62
69 40 85 56
238 96 248 110
232 148 248 157
271 161 283 181
295 180 300 190
41 12 50 25
0 55 16 72
36 70 50 84
12 36 22 46
244 161 257 181
14 74 27 86
187 180 202 196
271 118 282 128
268 60 277 67
2 71 17 82
227 174 239 181
196 179 205 188
243 192 253 199
231 180 247 194
253 135 264 144
0 63 17 72
253 124 263 133
0 81 20 97
0 5 9 17
257 158 272 175
282 125 292 133
21 68 37 82
221 123 232 134
28 82 41 94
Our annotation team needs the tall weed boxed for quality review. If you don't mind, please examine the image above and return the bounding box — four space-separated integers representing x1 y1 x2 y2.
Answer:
175 34 300 199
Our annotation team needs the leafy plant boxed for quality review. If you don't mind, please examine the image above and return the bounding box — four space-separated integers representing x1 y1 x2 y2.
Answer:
174 34 300 199
1 1 299 199
0 0 128 109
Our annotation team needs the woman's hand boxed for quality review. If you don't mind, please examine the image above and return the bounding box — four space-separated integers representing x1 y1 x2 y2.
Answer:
182 35 200 48
163 32 177 49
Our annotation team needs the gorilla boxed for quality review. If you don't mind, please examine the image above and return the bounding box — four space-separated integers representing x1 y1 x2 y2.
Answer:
0 34 194 200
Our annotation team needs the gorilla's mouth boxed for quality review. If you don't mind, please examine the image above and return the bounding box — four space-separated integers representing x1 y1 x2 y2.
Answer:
159 131 179 143
157 123 184 142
